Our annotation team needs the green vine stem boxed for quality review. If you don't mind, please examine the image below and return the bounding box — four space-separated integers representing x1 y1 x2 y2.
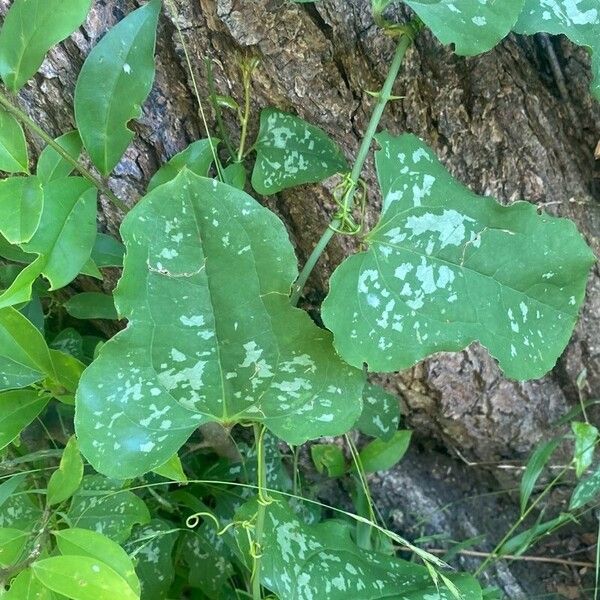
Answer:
289 31 413 306
0 90 129 214
252 423 270 600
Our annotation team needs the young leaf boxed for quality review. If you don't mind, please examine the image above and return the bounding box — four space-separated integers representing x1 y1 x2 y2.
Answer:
0 0 92 92
359 430 412 473
48 350 86 403
74 0 161 175
251 108 348 195
0 528 28 566
0 177 97 308
401 0 525 56
0 176 43 244
514 0 600 99
147 138 219 192
0 109 29 173
55 528 140 596
322 133 595 380
311 444 346 477
76 172 364 478
356 383 400 441
520 437 562 515
570 463 600 510
0 390 50 450
572 421 598 478
32 556 139 600
236 498 482 599
47 436 84 506
64 293 118 321
152 453 188 482
499 513 573 556
36 131 83 183
4 568 53 599
91 233 125 268
223 162 247 190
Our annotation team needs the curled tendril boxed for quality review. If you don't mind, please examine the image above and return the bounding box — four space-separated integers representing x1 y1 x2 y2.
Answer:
330 174 368 236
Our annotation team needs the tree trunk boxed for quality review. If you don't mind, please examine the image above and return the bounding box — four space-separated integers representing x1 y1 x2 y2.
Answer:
2 0 599 596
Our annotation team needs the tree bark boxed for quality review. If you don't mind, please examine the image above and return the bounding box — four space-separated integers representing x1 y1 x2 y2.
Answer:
2 0 599 596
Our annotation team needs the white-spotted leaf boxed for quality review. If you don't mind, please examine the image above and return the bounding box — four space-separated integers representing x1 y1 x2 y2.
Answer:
356 383 400 440
75 171 364 478
322 133 595 380
570 463 600 509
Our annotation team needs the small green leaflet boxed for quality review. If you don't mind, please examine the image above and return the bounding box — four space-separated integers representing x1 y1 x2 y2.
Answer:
572 421 598 478
251 108 348 195
236 498 482 599
37 131 83 183
0 0 92 91
75 0 161 175
0 176 43 244
0 177 97 308
0 109 28 173
147 138 219 192
514 0 600 100
322 133 595 380
76 172 364 478
520 437 562 514
359 430 412 473
32 556 139 600
65 293 118 320
47 436 84 505
356 383 400 441
311 444 346 477
570 463 600 509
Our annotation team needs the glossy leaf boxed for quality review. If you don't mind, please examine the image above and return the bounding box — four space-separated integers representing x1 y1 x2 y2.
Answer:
76 171 364 478
47 436 84 505
0 0 92 91
237 498 482 599
570 463 600 509
0 177 97 307
67 476 150 542
514 0 600 99
251 108 348 195
37 131 83 183
311 444 346 477
0 528 28 566
356 383 400 441
55 528 140 596
359 430 412 473
0 390 50 450
0 176 43 244
520 437 562 514
147 138 218 192
0 109 28 173
65 293 118 320
4 568 54 600
32 556 139 600
75 0 161 175
322 133 595 380
572 421 598 478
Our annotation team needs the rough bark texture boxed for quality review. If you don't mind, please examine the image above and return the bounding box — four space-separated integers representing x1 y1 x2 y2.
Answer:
2 0 599 597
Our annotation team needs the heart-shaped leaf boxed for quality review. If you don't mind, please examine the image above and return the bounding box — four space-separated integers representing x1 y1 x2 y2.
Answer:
322 133 595 380
514 0 600 99
0 0 92 92
76 171 364 478
75 0 161 175
0 109 28 173
0 176 43 244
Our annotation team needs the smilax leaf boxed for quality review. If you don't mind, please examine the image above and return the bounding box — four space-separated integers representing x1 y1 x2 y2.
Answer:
76 171 364 478
37 131 83 183
322 133 595 380
0 176 44 244
0 109 28 173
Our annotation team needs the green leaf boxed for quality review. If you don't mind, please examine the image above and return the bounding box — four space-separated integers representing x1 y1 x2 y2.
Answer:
0 307 55 390
0 528 28 566
311 444 346 477
67 476 150 543
76 171 364 478
0 176 43 244
223 162 247 190
152 453 188 482
0 177 97 307
0 0 92 91
0 109 29 173
37 131 83 183
236 498 482 599
64 293 118 320
74 0 161 175
0 492 42 530
4 568 54 600
356 383 400 441
520 437 562 514
32 556 139 600
359 430 412 473
570 463 600 509
499 513 573 556
251 108 348 195
0 389 50 450
514 0 600 99
572 421 598 478
47 436 84 506
147 138 219 192
91 233 125 268
322 133 595 380
55 528 140 596
0 474 27 510
48 350 85 403
401 0 525 56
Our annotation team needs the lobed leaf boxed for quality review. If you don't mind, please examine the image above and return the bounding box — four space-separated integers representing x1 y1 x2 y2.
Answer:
0 109 29 173
76 171 364 478
322 133 595 380
75 0 161 175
